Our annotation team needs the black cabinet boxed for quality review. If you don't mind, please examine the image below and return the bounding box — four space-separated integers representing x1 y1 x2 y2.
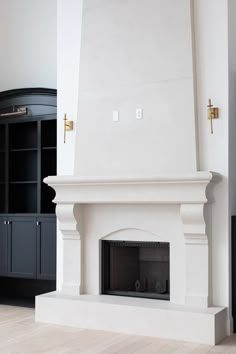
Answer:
0 216 56 280
37 217 56 280
0 88 57 285
0 218 8 276
9 217 37 279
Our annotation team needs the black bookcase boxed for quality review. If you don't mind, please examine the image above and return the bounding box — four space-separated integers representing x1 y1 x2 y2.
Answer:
0 88 57 291
0 118 57 214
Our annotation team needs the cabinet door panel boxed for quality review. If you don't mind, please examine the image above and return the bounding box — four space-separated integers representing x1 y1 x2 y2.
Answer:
37 217 56 280
9 217 36 278
0 218 8 275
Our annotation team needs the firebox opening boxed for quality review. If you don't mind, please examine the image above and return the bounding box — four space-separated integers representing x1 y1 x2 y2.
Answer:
101 240 170 300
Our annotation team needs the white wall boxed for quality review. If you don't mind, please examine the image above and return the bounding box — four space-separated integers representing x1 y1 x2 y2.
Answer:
229 1 236 215
74 0 198 176
193 0 230 326
57 0 83 176
56 0 83 290
228 0 236 330
0 0 57 91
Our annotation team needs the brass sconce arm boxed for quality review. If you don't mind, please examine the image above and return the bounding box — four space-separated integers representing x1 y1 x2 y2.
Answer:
207 99 219 134
63 113 74 143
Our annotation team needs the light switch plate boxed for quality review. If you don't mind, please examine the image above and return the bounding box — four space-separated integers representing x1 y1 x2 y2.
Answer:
113 110 119 122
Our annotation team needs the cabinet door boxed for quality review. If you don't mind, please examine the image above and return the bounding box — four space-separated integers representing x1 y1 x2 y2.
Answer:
0 124 7 213
37 217 56 280
8 217 37 278
0 217 8 275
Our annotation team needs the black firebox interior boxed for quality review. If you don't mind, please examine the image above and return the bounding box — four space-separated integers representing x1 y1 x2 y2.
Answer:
102 240 170 300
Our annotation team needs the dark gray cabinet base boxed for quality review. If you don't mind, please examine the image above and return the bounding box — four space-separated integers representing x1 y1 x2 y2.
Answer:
0 216 56 280
37 217 56 280
9 217 37 278
0 277 56 303
0 218 8 276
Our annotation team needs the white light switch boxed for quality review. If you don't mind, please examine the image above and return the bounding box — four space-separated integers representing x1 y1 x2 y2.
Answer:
113 110 119 122
136 108 143 119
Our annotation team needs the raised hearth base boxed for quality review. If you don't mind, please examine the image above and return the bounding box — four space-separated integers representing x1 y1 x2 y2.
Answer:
36 292 227 345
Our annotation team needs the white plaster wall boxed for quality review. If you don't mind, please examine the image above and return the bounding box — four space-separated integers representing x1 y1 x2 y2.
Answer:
0 0 57 91
75 0 198 176
229 1 236 215
193 0 230 314
56 0 83 290
228 0 236 330
57 0 83 176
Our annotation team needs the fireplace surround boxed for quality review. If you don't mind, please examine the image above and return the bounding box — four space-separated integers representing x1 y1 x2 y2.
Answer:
36 173 227 345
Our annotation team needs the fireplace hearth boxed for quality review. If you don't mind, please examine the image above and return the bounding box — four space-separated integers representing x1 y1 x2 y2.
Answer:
102 240 170 300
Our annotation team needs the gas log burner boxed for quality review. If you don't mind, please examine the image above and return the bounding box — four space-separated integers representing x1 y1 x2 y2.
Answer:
101 240 170 300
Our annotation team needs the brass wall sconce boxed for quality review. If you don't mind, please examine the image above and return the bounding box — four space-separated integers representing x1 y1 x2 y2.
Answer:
63 113 73 143
207 99 219 134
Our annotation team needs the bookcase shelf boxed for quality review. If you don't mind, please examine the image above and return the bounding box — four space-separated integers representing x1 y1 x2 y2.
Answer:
0 184 5 213
0 152 5 182
9 181 38 184
9 121 38 149
0 117 57 214
9 183 38 213
10 148 38 152
0 125 5 150
10 150 38 182
42 147 56 151
41 120 56 148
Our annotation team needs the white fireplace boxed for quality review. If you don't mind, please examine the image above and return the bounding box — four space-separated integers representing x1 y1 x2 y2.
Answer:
36 173 227 344
36 0 229 345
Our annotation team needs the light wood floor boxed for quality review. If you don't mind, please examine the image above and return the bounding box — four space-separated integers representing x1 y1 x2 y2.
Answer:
0 305 235 354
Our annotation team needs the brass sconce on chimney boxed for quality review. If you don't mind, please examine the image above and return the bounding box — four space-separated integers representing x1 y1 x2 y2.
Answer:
63 113 74 143
207 99 219 134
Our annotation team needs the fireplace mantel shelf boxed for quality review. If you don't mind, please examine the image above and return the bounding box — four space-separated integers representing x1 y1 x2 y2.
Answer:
44 171 219 205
